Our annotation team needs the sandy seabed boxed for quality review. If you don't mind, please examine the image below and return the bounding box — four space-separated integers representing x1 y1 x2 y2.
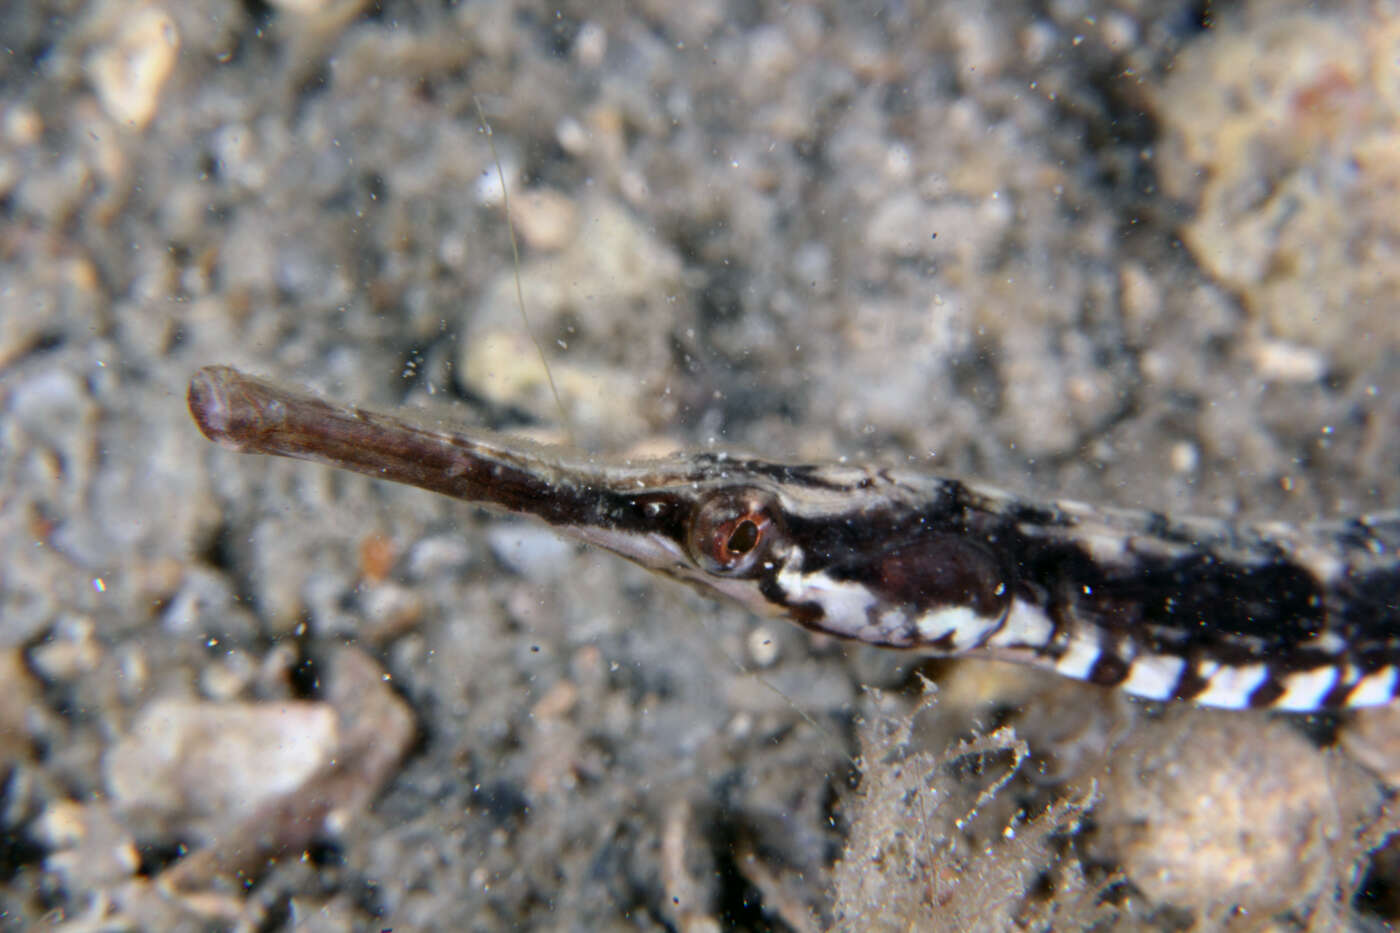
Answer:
2 1 1399 929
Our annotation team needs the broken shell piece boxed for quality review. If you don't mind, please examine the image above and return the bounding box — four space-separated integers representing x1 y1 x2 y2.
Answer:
85 7 181 129
105 698 340 841
155 646 415 894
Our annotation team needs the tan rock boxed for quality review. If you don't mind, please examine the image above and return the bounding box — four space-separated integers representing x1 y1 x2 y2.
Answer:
85 6 180 129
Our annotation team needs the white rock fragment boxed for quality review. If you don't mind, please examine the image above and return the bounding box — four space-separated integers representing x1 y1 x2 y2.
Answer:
488 523 575 582
147 648 415 892
573 21 607 68
197 650 256 702
36 800 140 891
359 581 425 641
105 698 339 839
406 533 473 579
85 6 181 129
3 104 42 145
1101 12 1139 54
459 196 685 442
747 626 781 668
555 115 590 155
1248 338 1328 383
160 566 238 635
474 154 517 207
29 614 103 681
511 187 580 252
1091 712 1342 914
267 0 334 13
1169 441 1200 474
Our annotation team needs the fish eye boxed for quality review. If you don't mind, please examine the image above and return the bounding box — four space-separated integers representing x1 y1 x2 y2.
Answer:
688 489 780 576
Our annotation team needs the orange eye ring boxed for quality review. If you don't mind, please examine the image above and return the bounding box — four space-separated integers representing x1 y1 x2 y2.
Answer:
687 490 780 576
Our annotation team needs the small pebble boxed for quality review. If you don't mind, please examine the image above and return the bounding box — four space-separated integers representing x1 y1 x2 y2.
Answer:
747 626 781 668
511 188 579 252
85 6 180 129
106 698 340 838
1169 441 1200 474
30 615 102 681
406 534 473 580
487 524 575 582
1249 339 1327 383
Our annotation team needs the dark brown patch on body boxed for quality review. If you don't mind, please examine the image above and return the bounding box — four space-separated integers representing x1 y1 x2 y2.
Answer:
1246 677 1287 708
1087 650 1130 687
1172 663 1210 702
871 535 1011 620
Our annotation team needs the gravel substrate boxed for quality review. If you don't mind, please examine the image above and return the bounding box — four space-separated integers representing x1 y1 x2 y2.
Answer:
2 1 1398 930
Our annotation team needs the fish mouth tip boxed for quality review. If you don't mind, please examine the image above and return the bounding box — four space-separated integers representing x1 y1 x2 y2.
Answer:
188 365 259 449
188 367 228 440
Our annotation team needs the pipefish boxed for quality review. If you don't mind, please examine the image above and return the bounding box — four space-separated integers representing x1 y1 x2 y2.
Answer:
188 364 1400 711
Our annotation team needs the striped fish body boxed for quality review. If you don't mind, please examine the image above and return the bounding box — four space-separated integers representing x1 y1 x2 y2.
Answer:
744 467 1400 711
189 366 1399 711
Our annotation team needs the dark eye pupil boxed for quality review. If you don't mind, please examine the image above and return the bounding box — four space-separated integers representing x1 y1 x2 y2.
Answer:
726 519 759 555
688 491 778 576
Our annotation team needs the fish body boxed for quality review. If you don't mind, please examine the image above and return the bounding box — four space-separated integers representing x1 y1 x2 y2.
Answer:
189 365 1400 710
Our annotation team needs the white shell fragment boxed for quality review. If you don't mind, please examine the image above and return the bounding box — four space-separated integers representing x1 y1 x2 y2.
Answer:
85 7 181 129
